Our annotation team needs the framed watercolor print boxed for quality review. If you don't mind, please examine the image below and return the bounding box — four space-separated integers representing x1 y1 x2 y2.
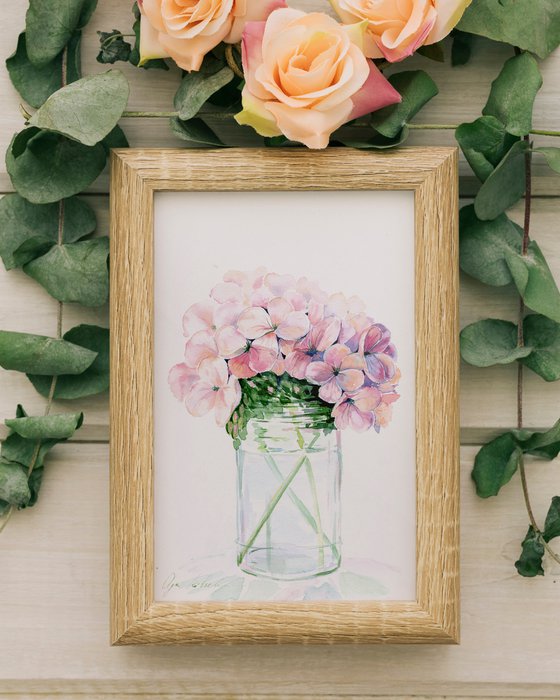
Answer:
110 147 459 645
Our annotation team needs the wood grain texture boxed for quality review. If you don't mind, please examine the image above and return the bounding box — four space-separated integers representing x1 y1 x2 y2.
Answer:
110 148 460 644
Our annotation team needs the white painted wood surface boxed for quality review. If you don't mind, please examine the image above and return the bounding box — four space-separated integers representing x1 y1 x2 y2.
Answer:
0 0 559 697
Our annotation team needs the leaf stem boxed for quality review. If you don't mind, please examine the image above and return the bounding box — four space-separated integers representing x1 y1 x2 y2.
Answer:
224 43 244 80
515 132 560 567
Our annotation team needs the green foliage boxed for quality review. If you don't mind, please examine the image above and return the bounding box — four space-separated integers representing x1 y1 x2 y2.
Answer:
6 128 107 203
505 241 560 323
5 412 83 440
483 53 543 137
174 64 234 121
458 0 560 59
455 116 518 182
521 314 560 381
28 325 109 399
0 331 96 375
472 432 522 498
130 3 169 70
25 0 97 65
337 127 410 150
459 205 522 286
515 526 545 577
544 497 560 543
451 30 473 67
536 147 560 174
24 237 109 306
474 140 530 220
0 195 96 270
29 70 129 146
0 460 31 507
370 70 439 139
460 319 532 367
96 30 132 64
513 419 560 460
170 117 225 147
6 32 81 109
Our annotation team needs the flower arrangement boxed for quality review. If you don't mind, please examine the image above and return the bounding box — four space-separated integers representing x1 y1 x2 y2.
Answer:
169 269 400 435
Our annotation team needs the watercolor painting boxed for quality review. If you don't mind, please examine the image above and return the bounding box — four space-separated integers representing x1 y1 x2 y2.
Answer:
169 269 401 581
153 189 416 603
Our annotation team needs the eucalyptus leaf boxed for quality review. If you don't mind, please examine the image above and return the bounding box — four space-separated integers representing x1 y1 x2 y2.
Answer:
25 0 98 65
458 0 560 59
24 237 109 307
474 140 530 220
451 30 473 66
338 126 410 150
1 431 58 472
29 70 129 146
416 42 444 62
515 526 544 577
535 147 560 174
6 32 81 109
0 194 96 270
505 241 560 323
5 412 83 440
455 116 519 182
514 419 560 461
472 432 521 498
544 497 560 543
175 66 234 121
101 124 129 153
170 117 225 147
0 459 30 507
521 314 560 382
0 331 96 375
6 129 107 203
483 53 542 137
96 30 132 64
460 319 532 367
28 324 109 399
370 70 438 139
459 205 523 286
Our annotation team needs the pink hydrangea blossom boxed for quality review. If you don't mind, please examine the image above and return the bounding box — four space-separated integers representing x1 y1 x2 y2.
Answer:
305 344 364 404
332 387 382 432
184 358 241 427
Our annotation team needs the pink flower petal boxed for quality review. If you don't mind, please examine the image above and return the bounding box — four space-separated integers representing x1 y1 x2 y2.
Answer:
319 377 343 404
312 317 341 352
215 326 247 359
168 363 198 401
276 311 310 341
323 343 351 369
353 386 383 412
185 381 216 417
211 282 244 304
306 361 334 385
337 368 364 393
360 324 392 354
182 301 214 337
248 333 278 372
213 377 242 426
349 61 402 120
267 296 293 326
214 301 243 328
198 357 229 388
285 350 313 380
237 306 272 339
184 330 217 369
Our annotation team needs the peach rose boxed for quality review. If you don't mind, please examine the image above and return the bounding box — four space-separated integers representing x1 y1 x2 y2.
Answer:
139 0 287 72
234 9 401 149
330 0 473 62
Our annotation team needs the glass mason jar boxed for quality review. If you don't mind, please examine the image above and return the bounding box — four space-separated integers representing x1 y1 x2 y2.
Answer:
235 401 342 580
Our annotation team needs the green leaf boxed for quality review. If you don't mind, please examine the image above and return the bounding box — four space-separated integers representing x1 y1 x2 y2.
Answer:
29 70 129 146
416 42 444 62
6 129 107 204
544 497 560 543
483 53 543 137
505 241 560 323
459 205 523 286
455 116 519 182
514 419 560 461
175 66 234 121
474 140 530 220
170 117 225 147
370 71 438 138
472 432 521 498
535 147 560 175
6 32 81 109
129 4 169 71
458 0 560 59
25 0 98 65
0 459 30 507
0 194 96 270
5 412 83 440
0 330 96 375
338 126 410 150
515 526 544 577
101 124 129 153
521 314 560 382
28 324 109 399
96 30 132 64
451 30 473 67
460 319 532 367
24 237 109 306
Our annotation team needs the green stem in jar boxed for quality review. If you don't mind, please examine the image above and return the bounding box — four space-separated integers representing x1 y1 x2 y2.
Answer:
304 458 325 568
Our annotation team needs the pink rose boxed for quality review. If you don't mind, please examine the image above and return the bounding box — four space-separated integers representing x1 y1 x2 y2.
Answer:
139 0 287 72
330 0 473 62
234 8 401 149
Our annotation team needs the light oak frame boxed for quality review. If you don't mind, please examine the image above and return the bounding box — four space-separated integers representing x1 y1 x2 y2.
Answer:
110 147 460 645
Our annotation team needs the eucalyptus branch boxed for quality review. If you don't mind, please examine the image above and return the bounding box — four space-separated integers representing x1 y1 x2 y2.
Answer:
224 43 244 80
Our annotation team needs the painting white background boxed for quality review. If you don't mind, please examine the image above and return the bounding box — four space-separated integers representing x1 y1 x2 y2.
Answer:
154 190 416 602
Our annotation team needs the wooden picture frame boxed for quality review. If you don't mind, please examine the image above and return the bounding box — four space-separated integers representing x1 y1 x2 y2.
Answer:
110 147 459 645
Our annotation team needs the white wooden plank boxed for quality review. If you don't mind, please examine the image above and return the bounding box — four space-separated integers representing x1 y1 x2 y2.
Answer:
0 444 558 695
